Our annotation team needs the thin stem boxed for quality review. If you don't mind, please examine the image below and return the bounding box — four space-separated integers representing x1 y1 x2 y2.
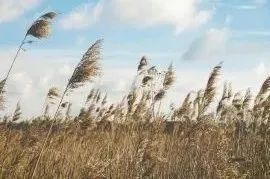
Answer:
152 102 155 120
0 35 27 93
31 62 80 178
158 101 162 117
31 85 68 179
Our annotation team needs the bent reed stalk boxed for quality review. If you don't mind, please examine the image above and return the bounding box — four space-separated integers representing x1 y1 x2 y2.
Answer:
0 12 57 94
31 39 103 179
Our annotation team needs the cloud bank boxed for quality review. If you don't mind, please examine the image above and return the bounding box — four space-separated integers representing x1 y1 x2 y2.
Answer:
59 2 103 30
182 28 230 61
60 0 212 33
0 0 41 23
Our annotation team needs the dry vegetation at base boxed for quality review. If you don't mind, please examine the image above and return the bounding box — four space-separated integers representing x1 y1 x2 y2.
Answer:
1 43 270 179
0 118 269 179
0 59 270 178
1 50 270 179
0 11 270 179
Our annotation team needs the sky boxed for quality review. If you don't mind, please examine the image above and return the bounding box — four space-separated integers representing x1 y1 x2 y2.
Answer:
1 0 270 117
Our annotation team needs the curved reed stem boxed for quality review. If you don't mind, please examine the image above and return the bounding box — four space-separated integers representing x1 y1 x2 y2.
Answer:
31 86 68 179
0 35 27 94
31 39 102 178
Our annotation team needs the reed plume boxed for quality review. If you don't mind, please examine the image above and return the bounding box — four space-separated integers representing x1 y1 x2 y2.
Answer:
255 76 270 105
43 87 60 116
152 64 175 117
67 40 102 89
0 79 6 110
142 76 153 86
0 12 57 94
31 39 103 178
101 93 108 106
40 12 57 20
232 92 243 110
243 88 252 109
12 101 22 122
154 89 166 102
201 62 222 114
47 87 60 104
217 82 233 114
163 63 175 90
175 92 193 118
127 90 137 113
138 56 148 71
86 89 96 104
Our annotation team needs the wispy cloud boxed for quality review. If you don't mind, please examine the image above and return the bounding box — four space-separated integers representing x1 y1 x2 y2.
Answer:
253 62 267 77
238 31 270 36
236 5 258 10
60 0 212 33
108 0 213 33
254 0 267 6
215 0 266 10
0 0 41 23
59 2 103 30
182 28 230 61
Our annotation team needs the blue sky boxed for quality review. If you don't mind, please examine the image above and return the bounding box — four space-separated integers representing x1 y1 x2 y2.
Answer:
0 0 270 116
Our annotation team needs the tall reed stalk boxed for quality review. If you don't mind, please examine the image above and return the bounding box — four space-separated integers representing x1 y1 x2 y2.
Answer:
0 12 57 94
31 39 103 179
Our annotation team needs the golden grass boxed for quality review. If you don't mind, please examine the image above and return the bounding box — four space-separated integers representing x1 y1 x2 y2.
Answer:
0 57 270 178
0 118 269 178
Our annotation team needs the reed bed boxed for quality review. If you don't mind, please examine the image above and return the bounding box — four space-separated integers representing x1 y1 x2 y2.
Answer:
0 116 269 178
0 12 269 179
0 57 269 179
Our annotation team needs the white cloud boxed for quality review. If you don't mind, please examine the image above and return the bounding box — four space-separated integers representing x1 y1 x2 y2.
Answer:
76 36 87 46
182 28 230 60
225 15 233 26
58 64 73 76
0 47 270 117
254 0 267 6
234 0 267 10
0 48 137 117
60 2 103 30
108 0 212 33
239 31 270 36
60 0 212 33
0 0 41 23
253 62 267 76
0 48 77 117
237 5 257 10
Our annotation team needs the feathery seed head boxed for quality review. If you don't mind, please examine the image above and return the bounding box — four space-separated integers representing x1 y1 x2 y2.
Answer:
0 79 6 110
102 93 108 105
26 12 57 39
203 62 222 107
61 102 69 108
163 63 175 90
12 102 22 122
40 12 57 20
27 20 51 39
96 91 101 103
142 76 153 86
255 76 270 104
138 56 148 71
86 89 95 103
47 87 60 99
68 39 103 89
243 88 252 109
147 66 157 75
154 89 166 102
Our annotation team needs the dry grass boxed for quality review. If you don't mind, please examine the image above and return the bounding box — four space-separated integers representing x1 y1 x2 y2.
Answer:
0 118 269 179
0 14 269 176
0 56 270 178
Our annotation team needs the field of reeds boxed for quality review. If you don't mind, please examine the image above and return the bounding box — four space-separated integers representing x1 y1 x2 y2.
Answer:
0 12 270 179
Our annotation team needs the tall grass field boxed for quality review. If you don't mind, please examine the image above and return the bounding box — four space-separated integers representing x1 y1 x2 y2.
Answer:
0 12 269 179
